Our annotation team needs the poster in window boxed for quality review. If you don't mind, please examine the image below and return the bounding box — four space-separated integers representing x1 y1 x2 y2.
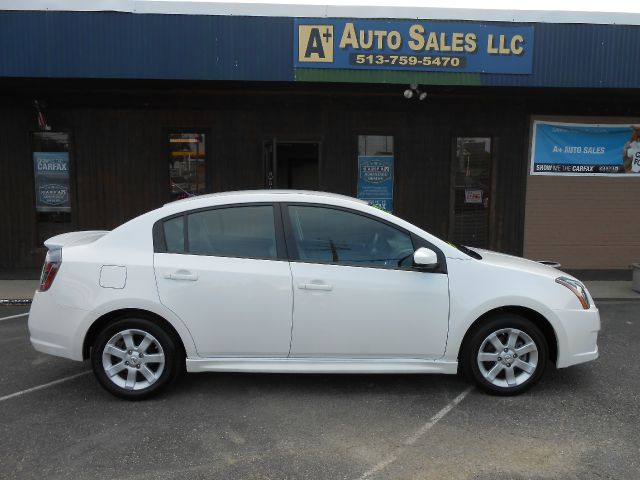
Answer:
357 155 394 212
33 152 71 212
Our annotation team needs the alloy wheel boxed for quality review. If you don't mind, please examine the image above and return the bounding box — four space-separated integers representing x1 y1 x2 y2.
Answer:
101 329 166 391
476 328 539 388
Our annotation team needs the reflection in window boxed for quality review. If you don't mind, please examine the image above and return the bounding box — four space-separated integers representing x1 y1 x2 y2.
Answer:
186 206 277 259
451 137 492 248
169 133 206 200
358 135 394 156
288 206 414 268
163 216 184 254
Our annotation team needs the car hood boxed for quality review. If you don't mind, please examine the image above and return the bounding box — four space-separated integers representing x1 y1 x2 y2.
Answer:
470 248 569 280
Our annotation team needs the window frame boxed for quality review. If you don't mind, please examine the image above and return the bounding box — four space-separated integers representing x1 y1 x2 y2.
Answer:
153 202 288 261
281 203 447 273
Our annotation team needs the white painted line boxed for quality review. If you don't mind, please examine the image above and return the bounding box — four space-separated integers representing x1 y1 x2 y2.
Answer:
358 455 398 480
403 386 474 446
0 312 29 322
0 371 91 403
357 385 474 480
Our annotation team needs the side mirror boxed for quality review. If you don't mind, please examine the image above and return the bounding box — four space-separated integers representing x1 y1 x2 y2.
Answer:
413 247 439 269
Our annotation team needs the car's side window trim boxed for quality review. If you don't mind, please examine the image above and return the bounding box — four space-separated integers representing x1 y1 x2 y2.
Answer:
280 202 447 274
152 202 288 261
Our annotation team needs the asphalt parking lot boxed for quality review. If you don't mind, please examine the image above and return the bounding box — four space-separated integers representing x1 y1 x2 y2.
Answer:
1 302 638 480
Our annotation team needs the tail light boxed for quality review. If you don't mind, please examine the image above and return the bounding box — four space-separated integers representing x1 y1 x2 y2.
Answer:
39 249 62 292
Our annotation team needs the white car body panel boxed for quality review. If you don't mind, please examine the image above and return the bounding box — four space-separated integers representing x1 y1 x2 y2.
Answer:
154 254 293 357
289 262 449 358
28 190 600 377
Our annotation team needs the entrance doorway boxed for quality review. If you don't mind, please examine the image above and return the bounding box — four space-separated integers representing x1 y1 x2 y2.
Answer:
450 137 493 248
263 140 320 190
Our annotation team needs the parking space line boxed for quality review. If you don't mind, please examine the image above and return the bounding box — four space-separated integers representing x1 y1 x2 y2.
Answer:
357 386 473 479
0 313 29 322
0 371 91 403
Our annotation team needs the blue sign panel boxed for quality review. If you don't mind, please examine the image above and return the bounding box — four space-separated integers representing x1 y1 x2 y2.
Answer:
33 152 71 211
531 121 640 176
295 19 534 74
357 156 394 212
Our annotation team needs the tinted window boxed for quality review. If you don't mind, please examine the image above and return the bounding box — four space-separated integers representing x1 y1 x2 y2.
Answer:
163 216 184 253
187 206 277 259
288 206 414 268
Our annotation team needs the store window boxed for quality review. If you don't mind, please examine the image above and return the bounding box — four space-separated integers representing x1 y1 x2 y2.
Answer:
358 135 393 156
168 133 206 200
31 131 72 219
357 135 395 212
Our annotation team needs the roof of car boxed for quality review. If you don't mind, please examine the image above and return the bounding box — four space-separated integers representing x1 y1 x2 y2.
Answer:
166 190 368 206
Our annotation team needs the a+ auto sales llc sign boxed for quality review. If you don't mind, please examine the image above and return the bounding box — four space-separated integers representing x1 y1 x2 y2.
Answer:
294 19 534 74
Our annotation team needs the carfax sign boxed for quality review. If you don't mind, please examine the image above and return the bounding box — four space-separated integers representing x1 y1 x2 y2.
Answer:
357 155 394 212
531 121 640 176
295 19 534 74
33 152 71 212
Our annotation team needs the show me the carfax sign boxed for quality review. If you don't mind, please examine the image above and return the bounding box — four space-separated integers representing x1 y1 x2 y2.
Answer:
531 121 640 176
294 19 534 74
33 151 71 212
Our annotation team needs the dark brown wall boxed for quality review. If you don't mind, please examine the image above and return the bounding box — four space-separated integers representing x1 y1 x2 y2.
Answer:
0 83 528 272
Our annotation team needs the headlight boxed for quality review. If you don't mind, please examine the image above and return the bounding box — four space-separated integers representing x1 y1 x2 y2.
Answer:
555 276 590 309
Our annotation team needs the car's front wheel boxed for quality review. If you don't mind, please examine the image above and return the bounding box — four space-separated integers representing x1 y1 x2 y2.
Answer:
91 317 181 400
463 314 548 395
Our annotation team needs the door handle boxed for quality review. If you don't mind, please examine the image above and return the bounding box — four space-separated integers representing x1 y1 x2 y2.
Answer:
164 272 198 281
298 282 333 291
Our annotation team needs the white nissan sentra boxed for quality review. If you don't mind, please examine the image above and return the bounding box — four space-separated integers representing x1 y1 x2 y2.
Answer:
29 190 599 399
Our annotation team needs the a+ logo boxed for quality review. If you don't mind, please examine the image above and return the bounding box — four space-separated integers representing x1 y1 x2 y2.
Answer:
298 25 334 63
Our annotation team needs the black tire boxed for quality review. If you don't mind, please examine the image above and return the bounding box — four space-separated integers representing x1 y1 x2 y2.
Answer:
91 316 182 400
462 313 548 396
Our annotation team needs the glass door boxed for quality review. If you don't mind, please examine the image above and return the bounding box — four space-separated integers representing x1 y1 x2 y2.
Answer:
450 137 492 248
263 139 320 190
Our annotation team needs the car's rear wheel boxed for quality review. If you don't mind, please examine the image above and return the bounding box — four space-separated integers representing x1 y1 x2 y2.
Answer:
91 317 181 400
463 314 548 395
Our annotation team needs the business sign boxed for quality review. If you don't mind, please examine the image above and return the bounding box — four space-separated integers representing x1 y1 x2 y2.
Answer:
33 152 71 212
295 19 534 74
357 155 394 212
531 121 640 176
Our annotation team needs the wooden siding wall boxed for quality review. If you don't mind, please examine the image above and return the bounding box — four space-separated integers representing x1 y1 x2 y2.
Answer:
524 116 640 270
0 89 528 271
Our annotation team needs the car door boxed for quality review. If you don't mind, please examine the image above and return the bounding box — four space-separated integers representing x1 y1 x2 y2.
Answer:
284 204 449 359
153 203 293 357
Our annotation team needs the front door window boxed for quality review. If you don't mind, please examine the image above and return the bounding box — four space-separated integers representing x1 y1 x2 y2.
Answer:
287 205 414 268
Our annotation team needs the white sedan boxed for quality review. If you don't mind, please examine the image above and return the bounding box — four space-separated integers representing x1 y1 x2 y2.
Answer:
28 190 600 399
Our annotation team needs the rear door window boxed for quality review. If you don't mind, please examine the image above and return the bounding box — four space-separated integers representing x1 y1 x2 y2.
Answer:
186 205 277 259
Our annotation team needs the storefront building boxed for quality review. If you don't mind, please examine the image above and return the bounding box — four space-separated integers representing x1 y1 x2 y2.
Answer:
0 2 639 277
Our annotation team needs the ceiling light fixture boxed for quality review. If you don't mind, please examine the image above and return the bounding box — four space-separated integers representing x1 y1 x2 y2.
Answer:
403 84 427 101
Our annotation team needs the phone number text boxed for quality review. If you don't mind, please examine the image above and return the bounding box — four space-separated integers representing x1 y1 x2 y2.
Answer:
349 54 467 68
